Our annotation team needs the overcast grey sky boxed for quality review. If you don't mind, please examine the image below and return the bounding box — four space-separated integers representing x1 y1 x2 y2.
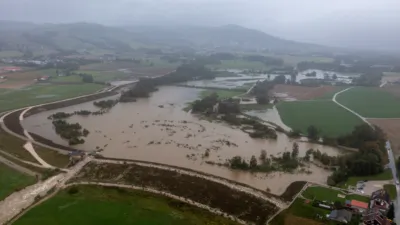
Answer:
0 0 399 50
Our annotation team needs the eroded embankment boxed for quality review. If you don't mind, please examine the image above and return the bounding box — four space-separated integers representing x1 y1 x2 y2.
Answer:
71 161 281 224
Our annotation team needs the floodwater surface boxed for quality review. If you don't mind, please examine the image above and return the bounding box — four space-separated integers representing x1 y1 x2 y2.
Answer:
23 86 341 194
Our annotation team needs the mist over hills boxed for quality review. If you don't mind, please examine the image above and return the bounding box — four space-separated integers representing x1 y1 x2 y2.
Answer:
0 21 325 55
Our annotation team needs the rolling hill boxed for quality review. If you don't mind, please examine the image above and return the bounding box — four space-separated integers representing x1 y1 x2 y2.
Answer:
0 21 324 57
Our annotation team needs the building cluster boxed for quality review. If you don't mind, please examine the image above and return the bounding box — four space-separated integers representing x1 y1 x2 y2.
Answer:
0 58 63 66
327 189 393 225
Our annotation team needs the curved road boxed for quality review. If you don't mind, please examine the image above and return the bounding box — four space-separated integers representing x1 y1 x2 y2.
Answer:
332 87 371 127
333 87 400 224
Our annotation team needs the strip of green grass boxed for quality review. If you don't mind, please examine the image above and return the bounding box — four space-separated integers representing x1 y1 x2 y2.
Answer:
50 75 83 83
14 185 239 225
0 83 104 112
240 104 272 111
336 87 400 118
302 186 369 203
0 163 36 200
200 90 244 99
342 170 393 187
277 101 364 137
384 184 397 200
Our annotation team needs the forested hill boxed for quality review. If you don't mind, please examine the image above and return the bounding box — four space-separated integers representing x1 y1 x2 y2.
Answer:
0 21 324 56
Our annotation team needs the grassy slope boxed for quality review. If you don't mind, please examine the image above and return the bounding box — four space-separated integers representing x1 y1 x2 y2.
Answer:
277 101 364 137
0 163 36 200
0 128 38 163
336 87 400 118
14 185 239 225
302 186 369 203
0 83 104 112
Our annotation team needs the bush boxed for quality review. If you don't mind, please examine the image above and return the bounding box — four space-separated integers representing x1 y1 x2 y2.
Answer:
67 187 79 195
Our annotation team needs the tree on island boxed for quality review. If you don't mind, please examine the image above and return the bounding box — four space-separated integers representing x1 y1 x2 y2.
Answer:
291 142 299 159
307 125 320 141
250 156 258 169
255 95 269 104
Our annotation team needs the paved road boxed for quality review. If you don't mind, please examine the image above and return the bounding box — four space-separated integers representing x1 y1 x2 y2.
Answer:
332 87 372 127
0 157 91 224
385 141 400 224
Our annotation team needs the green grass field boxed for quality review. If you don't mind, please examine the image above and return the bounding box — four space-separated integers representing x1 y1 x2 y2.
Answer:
340 170 393 187
384 184 397 200
277 101 364 137
14 185 239 225
336 87 400 118
50 75 83 83
0 83 104 112
78 70 131 82
302 186 369 203
0 163 36 200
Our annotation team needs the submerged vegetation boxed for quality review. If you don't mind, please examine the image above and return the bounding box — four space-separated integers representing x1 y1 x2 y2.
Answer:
93 99 119 109
52 120 89 145
228 142 308 173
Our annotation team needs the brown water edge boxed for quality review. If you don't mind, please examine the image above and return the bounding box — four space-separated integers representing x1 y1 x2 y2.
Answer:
22 86 339 194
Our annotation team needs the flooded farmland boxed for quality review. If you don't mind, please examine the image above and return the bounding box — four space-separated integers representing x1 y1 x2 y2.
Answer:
22 85 342 194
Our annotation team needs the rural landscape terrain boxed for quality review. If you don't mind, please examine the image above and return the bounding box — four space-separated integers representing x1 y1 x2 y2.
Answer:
0 18 400 225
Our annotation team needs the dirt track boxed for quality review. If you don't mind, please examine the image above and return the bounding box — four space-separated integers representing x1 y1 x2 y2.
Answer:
271 84 337 100
368 118 400 155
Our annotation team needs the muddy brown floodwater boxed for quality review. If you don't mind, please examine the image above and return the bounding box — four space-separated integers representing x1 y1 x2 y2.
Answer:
22 86 340 194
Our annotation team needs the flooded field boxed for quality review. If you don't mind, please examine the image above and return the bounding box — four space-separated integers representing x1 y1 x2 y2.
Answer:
184 69 359 89
22 86 341 194
244 106 292 131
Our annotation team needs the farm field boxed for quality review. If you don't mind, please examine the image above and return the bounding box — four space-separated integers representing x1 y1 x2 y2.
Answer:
368 118 400 154
277 101 364 137
0 163 36 200
336 87 400 118
269 198 331 225
13 185 239 225
0 83 104 112
80 60 177 72
341 170 393 188
77 70 132 82
302 186 369 203
271 84 341 100
263 53 334 67
270 186 366 225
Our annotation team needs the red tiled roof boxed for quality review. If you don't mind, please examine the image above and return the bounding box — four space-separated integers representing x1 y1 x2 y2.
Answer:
351 200 368 209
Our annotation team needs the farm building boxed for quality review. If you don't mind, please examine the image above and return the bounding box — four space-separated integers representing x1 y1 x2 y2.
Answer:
344 199 369 213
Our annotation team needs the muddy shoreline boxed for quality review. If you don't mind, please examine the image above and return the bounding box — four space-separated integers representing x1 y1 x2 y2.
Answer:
73 161 280 224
